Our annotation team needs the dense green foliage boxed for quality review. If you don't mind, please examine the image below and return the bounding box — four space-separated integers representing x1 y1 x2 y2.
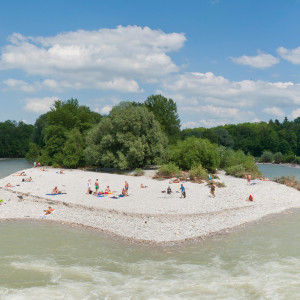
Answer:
182 117 300 157
1 95 298 179
145 95 181 144
156 162 182 177
170 137 220 172
85 102 168 170
31 99 101 167
0 121 33 157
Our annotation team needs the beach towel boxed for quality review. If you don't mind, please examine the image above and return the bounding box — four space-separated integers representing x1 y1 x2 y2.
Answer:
45 193 64 196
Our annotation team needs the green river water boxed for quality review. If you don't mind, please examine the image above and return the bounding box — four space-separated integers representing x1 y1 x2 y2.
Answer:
1 159 300 299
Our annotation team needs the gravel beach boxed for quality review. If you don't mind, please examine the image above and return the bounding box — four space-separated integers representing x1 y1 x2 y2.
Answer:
0 167 299 244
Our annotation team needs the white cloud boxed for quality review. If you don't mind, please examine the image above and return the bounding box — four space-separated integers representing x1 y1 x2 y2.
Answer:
231 50 279 69
100 105 112 115
277 46 300 64
0 26 186 93
158 71 300 126
263 107 285 118
291 108 300 119
24 96 59 113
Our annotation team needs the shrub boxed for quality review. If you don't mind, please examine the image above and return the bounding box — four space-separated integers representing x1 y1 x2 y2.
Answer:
133 168 145 176
189 163 208 181
156 162 181 178
282 154 295 163
274 176 300 191
295 157 300 165
273 152 283 164
260 151 274 163
225 164 246 178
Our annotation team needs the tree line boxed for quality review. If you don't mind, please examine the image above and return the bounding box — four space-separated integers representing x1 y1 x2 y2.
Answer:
1 96 299 178
182 117 300 161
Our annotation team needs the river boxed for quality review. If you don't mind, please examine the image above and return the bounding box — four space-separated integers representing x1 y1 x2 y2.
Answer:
1 159 300 299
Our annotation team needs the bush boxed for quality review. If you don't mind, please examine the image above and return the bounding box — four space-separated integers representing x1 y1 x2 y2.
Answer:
133 168 145 176
273 152 283 164
170 137 220 172
189 163 208 181
260 151 274 163
295 157 300 165
282 154 295 163
225 164 246 178
156 162 181 178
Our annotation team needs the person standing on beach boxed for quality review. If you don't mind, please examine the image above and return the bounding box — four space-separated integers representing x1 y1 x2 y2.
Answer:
87 179 92 194
210 183 215 198
247 174 251 184
95 179 99 195
33 161 36 168
180 184 186 198
125 181 129 196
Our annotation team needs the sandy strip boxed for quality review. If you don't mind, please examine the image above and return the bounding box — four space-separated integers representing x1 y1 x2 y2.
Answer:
0 168 299 244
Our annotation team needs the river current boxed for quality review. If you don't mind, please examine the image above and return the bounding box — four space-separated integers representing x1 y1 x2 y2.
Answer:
1 159 300 299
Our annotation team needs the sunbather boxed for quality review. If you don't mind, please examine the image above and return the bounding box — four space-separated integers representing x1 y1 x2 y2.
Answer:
44 206 55 215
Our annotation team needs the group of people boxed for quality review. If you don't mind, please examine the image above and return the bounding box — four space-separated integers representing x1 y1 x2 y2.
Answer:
87 179 129 197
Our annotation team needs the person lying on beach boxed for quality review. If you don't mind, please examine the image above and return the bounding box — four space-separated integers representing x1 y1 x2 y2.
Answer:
22 177 32 182
246 195 254 202
167 186 172 194
141 184 148 188
59 170 64 174
13 171 26 176
5 183 12 187
40 168 46 171
51 186 61 194
44 206 55 215
105 186 111 194
210 183 215 198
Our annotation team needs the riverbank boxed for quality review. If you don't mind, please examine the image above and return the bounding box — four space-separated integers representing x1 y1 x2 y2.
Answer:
0 167 299 244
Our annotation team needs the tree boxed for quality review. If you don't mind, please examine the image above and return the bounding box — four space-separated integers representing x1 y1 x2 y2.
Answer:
85 102 168 169
145 95 181 144
33 98 101 167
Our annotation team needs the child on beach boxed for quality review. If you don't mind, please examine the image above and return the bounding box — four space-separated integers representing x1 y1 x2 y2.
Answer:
180 184 186 198
210 183 216 198
167 186 172 194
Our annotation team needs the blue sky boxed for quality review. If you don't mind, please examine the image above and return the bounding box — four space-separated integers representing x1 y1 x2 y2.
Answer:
0 0 300 127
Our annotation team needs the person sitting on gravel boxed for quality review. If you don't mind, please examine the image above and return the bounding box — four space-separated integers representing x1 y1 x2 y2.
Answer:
52 186 61 194
167 186 172 194
246 195 254 202
5 183 12 187
141 184 148 188
119 188 126 197
105 186 111 194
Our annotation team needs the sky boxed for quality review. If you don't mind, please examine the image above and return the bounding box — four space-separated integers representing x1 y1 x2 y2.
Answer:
0 0 300 128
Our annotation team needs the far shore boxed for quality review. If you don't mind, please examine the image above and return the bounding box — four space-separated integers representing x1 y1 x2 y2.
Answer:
0 167 299 244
